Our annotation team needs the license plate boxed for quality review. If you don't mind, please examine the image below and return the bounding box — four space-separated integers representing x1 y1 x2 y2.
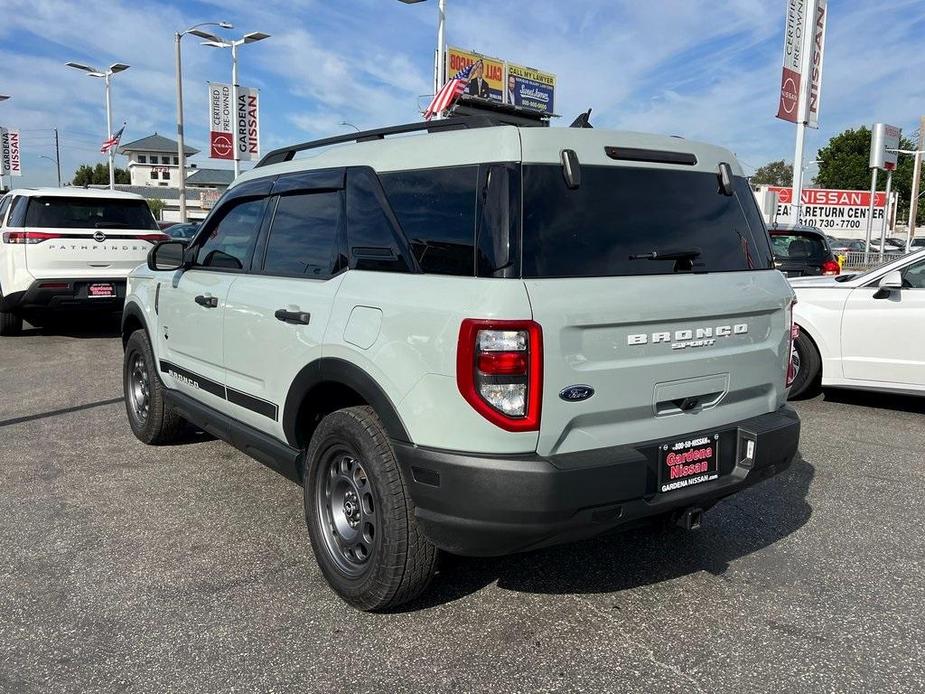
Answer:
88 283 115 298
659 434 720 494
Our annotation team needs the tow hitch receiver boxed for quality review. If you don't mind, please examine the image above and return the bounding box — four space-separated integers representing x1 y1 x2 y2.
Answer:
675 507 704 531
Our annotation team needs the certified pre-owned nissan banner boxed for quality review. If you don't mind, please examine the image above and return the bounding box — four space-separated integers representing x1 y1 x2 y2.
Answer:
208 82 234 160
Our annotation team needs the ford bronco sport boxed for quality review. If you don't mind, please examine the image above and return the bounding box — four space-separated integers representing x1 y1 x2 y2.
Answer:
0 187 167 335
122 117 801 610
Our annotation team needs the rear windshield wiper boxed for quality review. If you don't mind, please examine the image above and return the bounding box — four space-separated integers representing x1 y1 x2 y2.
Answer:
628 248 701 262
629 248 702 273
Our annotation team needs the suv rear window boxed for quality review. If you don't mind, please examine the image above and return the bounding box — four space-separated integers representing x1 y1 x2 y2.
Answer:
521 165 772 278
23 196 158 230
770 232 829 260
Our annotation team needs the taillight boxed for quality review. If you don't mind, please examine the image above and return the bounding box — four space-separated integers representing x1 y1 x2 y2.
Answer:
786 300 799 387
821 259 840 276
457 319 542 432
1 231 62 244
137 233 171 243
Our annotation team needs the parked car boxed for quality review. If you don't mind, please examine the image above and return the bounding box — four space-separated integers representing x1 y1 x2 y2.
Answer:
121 118 800 610
828 237 866 254
163 222 199 241
0 188 169 335
787 248 925 398
769 224 840 276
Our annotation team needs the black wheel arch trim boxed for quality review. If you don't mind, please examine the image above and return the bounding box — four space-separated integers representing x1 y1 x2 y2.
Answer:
283 358 411 447
121 301 151 347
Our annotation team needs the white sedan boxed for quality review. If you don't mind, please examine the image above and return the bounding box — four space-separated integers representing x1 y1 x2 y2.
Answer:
787 248 925 398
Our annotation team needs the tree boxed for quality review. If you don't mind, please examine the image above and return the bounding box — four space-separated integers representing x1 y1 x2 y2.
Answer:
71 163 130 186
751 160 793 186
146 198 165 220
815 126 920 219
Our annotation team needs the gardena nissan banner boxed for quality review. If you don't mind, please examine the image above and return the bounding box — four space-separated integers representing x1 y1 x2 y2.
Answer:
0 128 22 177
235 85 259 162
208 82 234 160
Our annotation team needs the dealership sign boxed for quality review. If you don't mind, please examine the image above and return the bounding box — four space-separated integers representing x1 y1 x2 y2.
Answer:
209 83 259 162
767 186 892 232
0 128 22 177
777 0 827 129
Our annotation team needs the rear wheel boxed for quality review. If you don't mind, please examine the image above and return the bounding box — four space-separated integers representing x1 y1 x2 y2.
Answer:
788 331 821 400
123 329 185 444
0 309 22 336
304 406 437 611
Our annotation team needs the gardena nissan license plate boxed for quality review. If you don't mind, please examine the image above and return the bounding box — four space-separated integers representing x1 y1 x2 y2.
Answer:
88 283 115 298
659 434 720 493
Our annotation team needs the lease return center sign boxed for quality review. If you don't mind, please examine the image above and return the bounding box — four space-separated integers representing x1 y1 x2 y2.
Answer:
209 83 259 161
768 186 889 232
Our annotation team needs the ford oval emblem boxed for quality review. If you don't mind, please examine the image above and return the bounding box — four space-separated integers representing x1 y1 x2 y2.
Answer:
559 385 594 402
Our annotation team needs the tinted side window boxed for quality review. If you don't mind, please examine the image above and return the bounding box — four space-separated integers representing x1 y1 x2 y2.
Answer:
0 196 10 225
346 169 410 273
196 198 267 270
380 166 478 276
263 192 341 278
902 258 925 289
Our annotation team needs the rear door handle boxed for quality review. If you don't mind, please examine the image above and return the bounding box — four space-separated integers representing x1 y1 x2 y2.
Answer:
275 308 311 325
194 294 218 308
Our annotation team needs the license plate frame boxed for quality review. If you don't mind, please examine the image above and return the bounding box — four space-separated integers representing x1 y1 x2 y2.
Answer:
658 434 720 494
87 282 116 299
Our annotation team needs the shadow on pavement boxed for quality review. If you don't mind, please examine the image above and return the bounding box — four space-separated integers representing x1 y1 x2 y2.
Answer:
821 388 925 415
399 455 815 611
21 312 122 339
0 397 123 428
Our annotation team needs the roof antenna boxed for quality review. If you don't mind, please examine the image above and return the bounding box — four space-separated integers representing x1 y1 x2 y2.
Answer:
570 108 593 128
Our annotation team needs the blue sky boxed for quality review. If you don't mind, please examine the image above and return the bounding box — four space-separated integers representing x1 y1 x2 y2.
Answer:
2 0 925 188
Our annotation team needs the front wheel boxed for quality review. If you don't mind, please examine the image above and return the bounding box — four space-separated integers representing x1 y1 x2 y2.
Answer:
123 329 185 444
304 406 437 611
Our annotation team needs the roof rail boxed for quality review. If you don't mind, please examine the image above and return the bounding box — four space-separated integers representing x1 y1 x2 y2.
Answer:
255 115 501 168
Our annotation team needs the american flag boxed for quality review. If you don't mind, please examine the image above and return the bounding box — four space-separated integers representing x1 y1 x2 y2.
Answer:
100 124 125 154
423 60 480 121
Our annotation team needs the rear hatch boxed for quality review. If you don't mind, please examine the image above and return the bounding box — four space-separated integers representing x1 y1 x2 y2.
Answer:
519 162 793 457
770 231 833 277
19 194 164 279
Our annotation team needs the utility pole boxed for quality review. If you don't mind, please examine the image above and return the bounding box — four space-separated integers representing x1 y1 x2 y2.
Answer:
54 128 62 187
908 116 925 252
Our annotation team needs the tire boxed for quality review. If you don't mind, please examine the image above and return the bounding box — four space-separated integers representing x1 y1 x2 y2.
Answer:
123 329 185 444
788 331 822 400
304 406 437 611
0 309 22 336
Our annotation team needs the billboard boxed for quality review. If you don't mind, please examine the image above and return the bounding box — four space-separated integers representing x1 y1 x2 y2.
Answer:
777 0 826 128
446 47 504 103
766 186 892 234
506 63 556 114
1 128 22 177
208 82 234 160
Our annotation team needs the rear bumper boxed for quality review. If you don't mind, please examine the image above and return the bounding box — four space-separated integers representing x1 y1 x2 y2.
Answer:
0 278 126 312
394 406 800 556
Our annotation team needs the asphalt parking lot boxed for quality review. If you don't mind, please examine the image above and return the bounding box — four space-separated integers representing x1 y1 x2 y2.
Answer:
1 316 923 694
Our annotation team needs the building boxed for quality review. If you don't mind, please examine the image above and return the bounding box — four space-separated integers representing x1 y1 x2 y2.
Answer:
114 133 234 222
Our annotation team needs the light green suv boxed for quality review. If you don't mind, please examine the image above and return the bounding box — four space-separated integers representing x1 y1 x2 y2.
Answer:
122 117 801 610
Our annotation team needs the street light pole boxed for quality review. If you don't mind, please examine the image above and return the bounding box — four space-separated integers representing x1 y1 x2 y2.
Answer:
65 61 130 190
175 22 232 223
104 71 114 189
397 0 447 115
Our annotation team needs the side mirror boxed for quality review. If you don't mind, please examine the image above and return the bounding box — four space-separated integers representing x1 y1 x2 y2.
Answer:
147 240 188 272
873 269 903 299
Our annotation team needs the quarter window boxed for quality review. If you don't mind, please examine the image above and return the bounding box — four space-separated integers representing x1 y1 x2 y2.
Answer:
196 198 268 270
263 192 341 277
379 166 478 276
345 168 410 273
